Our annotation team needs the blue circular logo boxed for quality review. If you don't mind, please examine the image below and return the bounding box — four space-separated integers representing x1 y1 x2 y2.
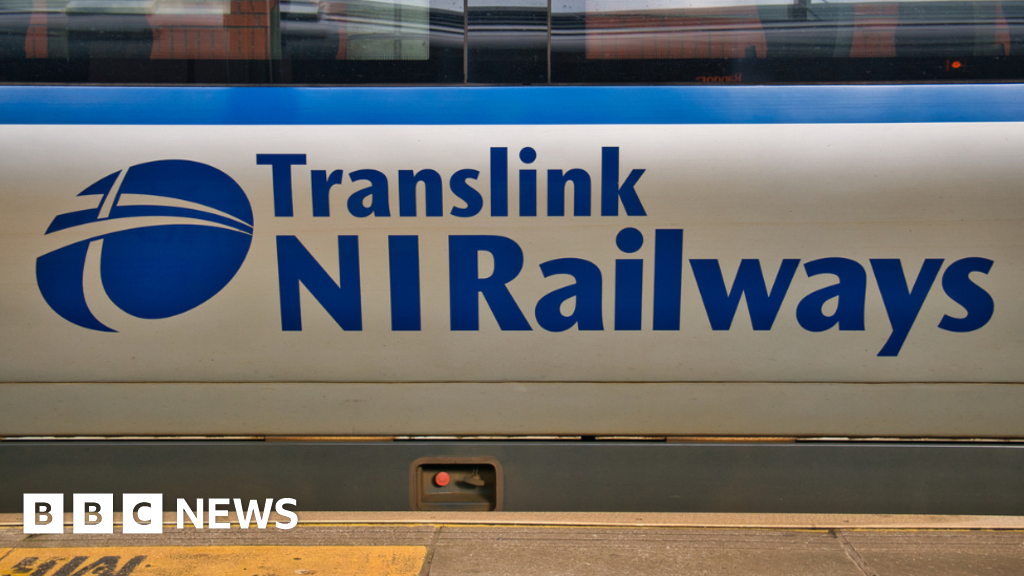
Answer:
37 160 254 332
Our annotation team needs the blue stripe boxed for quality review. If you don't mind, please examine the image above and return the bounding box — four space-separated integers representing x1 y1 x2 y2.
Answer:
3 85 1024 125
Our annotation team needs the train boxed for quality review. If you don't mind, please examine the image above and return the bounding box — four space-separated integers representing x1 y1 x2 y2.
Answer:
1 0 1023 514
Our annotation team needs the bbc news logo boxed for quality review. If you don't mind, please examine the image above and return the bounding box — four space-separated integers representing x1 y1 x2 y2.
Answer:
23 494 297 534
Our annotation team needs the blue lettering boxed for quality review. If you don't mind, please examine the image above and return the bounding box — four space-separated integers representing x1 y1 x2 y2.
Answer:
871 258 943 357
450 169 483 218
277 235 362 331
796 257 866 332
389 236 421 331
347 169 391 218
399 169 443 217
547 169 592 217
311 169 343 217
653 229 683 331
939 257 994 333
519 147 537 217
535 258 603 332
691 259 800 330
449 235 531 331
614 228 644 330
490 148 508 217
601 147 646 217
257 154 306 217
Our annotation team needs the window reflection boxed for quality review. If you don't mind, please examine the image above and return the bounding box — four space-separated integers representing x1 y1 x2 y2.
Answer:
284 0 431 62
552 0 1018 60
551 0 1024 81
1 0 1024 82
0 0 462 81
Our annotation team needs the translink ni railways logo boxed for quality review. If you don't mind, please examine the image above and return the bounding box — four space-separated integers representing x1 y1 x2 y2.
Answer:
37 160 253 332
37 150 995 357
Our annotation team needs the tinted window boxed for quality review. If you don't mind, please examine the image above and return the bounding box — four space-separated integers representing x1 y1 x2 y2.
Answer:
2 0 1023 83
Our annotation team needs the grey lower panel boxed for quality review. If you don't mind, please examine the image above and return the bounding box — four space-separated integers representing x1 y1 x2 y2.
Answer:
2 441 1023 515
2 382 1024 437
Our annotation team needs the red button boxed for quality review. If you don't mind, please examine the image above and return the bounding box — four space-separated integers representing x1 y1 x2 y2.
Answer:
434 471 450 487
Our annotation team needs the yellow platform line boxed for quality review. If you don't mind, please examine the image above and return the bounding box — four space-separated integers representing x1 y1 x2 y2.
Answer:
0 546 426 576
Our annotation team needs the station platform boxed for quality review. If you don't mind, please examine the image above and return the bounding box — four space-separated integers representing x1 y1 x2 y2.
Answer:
2 513 1023 576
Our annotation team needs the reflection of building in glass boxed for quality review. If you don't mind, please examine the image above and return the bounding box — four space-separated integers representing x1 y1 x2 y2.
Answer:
1 0 1023 82
569 0 1016 60
0 0 433 61
338 0 429 60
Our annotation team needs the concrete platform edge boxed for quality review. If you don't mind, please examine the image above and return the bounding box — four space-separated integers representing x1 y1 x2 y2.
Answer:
2 512 1023 530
